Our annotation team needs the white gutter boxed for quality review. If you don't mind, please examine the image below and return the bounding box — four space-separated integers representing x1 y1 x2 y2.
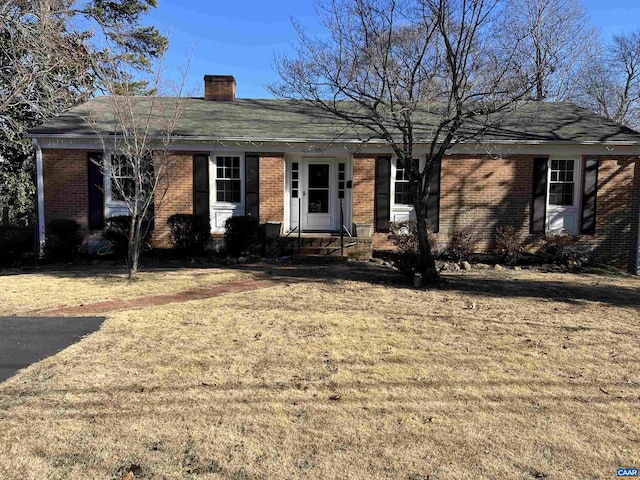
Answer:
32 139 45 257
27 133 640 146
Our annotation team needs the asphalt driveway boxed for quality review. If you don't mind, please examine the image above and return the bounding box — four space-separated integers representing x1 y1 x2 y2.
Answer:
0 316 105 383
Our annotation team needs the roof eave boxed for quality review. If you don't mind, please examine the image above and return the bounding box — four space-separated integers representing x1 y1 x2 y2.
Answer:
28 133 640 147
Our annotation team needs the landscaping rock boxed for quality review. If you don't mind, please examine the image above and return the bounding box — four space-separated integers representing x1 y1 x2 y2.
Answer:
475 263 490 270
442 262 461 271
566 258 580 270
542 263 562 272
563 244 595 265
514 266 522 271
461 261 472 271
494 264 505 271
237 256 248 264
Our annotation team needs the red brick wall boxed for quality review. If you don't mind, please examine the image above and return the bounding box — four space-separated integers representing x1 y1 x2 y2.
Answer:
42 149 196 248
360 153 639 270
438 154 535 250
152 152 195 247
583 156 640 269
370 155 534 251
259 155 285 223
353 156 394 250
352 156 376 224
42 149 90 231
40 149 640 270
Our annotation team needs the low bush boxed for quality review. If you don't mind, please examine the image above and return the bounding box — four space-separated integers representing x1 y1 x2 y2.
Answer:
44 219 82 262
103 216 152 259
0 226 35 265
536 231 576 259
495 226 524 265
224 216 260 257
387 220 438 276
447 227 475 262
167 214 211 255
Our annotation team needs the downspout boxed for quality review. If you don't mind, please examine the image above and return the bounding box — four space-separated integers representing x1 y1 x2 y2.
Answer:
637 189 640 275
637 152 640 275
33 139 45 257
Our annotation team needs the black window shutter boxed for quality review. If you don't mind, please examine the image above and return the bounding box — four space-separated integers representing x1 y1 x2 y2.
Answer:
581 157 599 234
245 154 260 219
87 152 104 230
193 154 210 218
426 157 441 233
530 157 548 233
145 156 155 232
375 156 391 232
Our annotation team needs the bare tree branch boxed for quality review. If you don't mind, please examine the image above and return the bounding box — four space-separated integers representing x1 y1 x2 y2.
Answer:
496 0 600 101
270 0 537 283
85 52 190 278
577 30 640 130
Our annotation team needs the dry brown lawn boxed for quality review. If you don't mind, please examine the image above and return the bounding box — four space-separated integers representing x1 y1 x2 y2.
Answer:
0 267 250 315
0 265 638 479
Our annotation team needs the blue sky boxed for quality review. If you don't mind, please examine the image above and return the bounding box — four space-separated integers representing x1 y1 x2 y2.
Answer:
146 0 640 98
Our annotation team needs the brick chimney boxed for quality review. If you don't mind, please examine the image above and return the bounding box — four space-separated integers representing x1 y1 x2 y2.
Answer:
204 75 236 101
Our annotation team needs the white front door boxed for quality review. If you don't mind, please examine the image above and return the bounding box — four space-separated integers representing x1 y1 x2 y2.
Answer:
302 160 336 230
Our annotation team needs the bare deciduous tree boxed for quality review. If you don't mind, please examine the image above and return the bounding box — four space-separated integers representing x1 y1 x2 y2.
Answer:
496 0 599 101
271 0 537 284
0 0 166 224
578 30 640 130
0 1 90 127
86 60 189 278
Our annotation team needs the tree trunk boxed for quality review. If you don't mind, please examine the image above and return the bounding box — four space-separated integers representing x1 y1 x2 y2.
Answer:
535 44 544 100
127 215 139 279
414 200 441 286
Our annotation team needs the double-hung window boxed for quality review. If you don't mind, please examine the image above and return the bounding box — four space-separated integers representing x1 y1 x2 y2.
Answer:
216 156 241 203
394 162 412 205
549 159 575 206
110 155 136 201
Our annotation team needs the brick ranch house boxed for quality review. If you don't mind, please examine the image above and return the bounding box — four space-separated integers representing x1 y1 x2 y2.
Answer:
29 75 640 272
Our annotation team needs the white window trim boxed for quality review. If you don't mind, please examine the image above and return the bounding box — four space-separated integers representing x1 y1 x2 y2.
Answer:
547 157 580 209
103 150 132 217
210 153 246 233
545 156 581 234
212 153 245 208
390 157 425 221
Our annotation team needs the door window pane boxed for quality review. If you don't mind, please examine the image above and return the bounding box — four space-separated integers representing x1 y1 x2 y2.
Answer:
291 162 299 198
308 190 329 213
308 164 329 188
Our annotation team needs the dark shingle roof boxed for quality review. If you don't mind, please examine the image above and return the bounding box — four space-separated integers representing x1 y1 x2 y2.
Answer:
29 96 640 145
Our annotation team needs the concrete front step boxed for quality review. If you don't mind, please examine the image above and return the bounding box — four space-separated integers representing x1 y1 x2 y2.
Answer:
265 234 373 259
293 238 342 248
